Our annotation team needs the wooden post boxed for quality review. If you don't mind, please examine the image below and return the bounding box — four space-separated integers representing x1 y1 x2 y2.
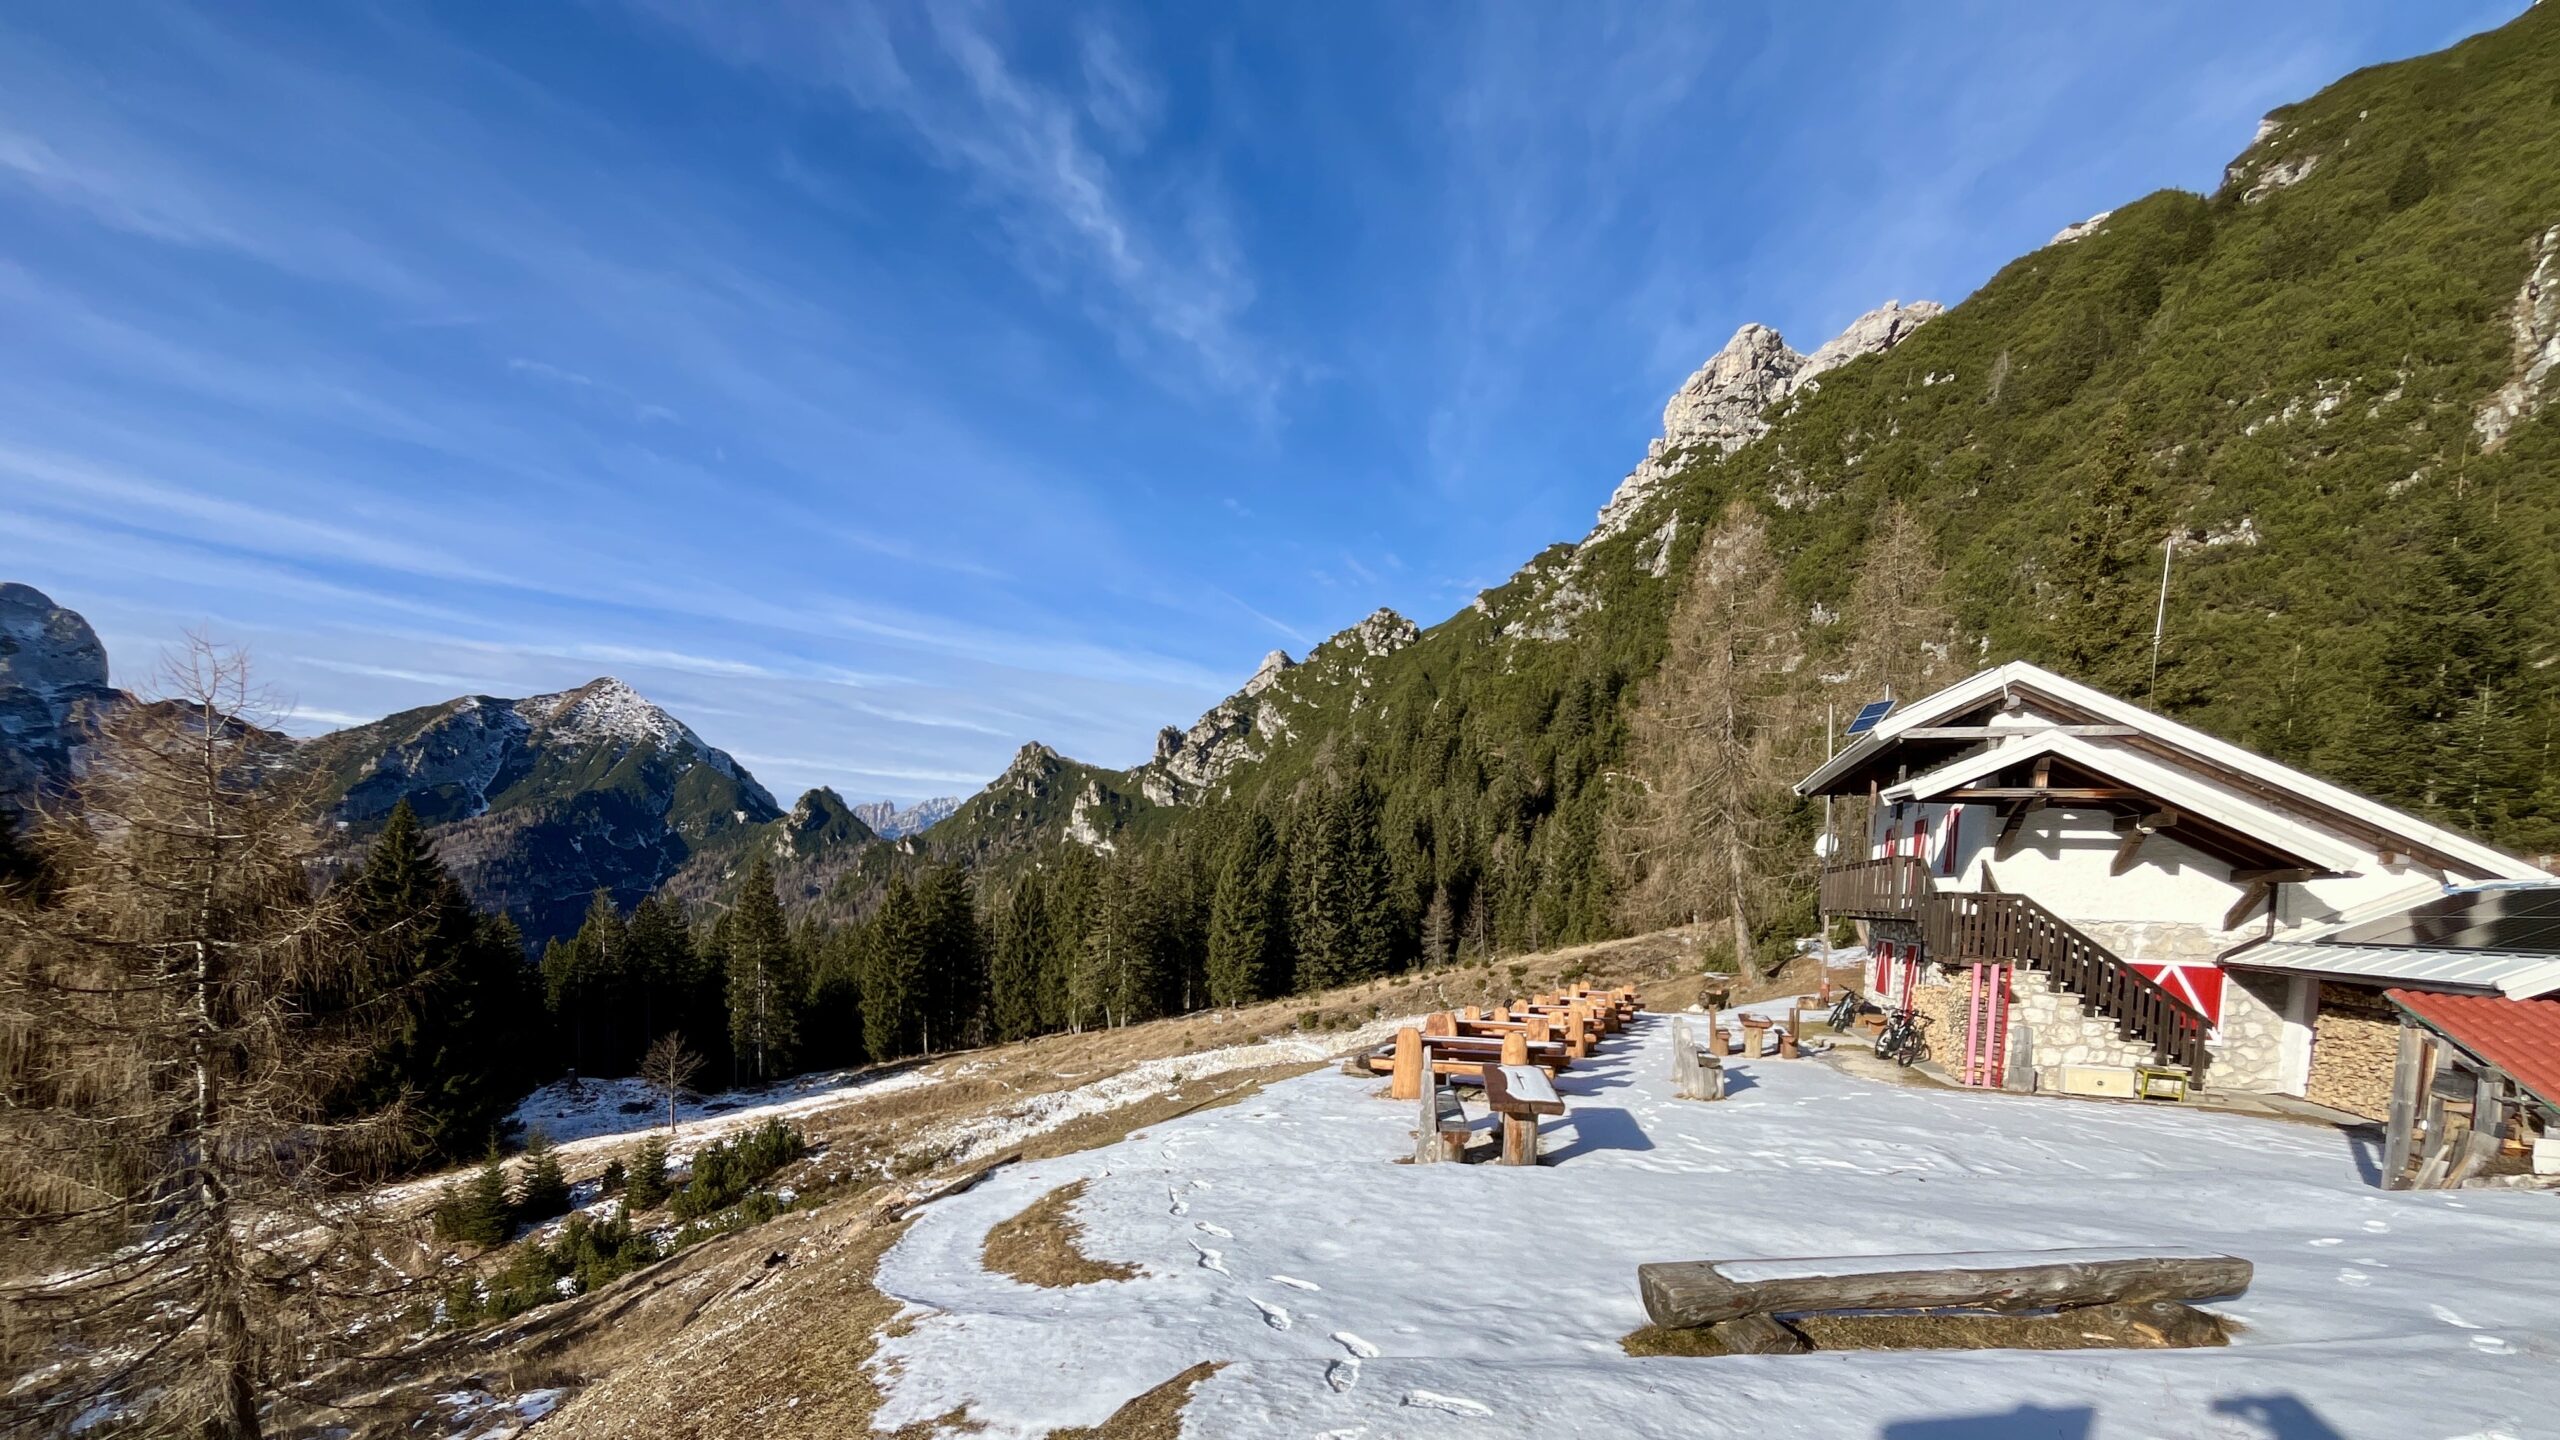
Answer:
1390 1026 1424 1101
1778 1028 1800 1060
1500 1032 1529 1067
1423 1011 1456 1038
1492 1004 1511 1023
1415 1076 1444 1165
1501 1113 1537 1166
2383 1022 2423 1189
1565 1004 1590 1059
1527 1014 1552 1047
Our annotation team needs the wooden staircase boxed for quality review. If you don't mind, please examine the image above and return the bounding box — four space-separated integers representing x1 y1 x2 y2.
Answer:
1822 857 2211 1072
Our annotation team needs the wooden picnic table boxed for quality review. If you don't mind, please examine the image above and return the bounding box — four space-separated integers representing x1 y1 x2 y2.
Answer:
1484 1063 1565 1166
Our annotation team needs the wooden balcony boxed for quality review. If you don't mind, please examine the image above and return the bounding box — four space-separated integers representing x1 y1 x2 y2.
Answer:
1818 854 1932 919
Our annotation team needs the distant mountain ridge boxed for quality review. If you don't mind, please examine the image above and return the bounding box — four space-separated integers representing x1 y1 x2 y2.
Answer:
293 676 786 944
852 795 960 839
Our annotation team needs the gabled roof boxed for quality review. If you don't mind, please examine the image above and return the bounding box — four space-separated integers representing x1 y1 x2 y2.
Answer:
1797 661 2542 883
2388 989 2560 1114
1882 729 2365 873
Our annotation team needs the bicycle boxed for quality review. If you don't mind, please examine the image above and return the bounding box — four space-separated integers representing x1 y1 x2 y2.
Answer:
1873 1009 1932 1067
1826 990 1865 1034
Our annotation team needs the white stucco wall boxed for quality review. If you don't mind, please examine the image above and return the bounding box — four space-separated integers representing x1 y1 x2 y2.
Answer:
1869 800 2453 959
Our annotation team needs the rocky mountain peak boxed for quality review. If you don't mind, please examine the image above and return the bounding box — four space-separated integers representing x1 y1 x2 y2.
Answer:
1243 649 1295 697
1590 298 1942 542
0 583 121 805
1325 608 1419 660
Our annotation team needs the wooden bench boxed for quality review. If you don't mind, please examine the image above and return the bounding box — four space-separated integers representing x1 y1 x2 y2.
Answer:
1635 1247 2253 1354
1484 1063 1565 1166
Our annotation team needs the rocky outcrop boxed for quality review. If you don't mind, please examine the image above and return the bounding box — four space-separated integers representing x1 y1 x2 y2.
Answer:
2049 210 2112 246
1590 300 1943 541
0 583 121 806
1320 609 1419 660
2476 223 2560 451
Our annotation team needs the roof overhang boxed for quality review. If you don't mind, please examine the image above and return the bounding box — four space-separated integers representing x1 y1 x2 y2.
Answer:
1881 729 2364 874
1795 661 2545 883
2228 942 2560 999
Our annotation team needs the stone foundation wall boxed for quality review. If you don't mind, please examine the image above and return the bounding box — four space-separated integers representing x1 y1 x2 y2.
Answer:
2308 983 2399 1120
2072 919 2229 966
2013 969 2154 1088
2210 970 2294 1093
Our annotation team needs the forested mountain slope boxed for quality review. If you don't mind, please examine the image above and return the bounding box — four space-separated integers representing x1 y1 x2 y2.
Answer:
299 677 785 944
917 4 2560 979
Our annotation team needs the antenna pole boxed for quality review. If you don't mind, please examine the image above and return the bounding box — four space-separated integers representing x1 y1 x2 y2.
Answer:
2149 535 2175 701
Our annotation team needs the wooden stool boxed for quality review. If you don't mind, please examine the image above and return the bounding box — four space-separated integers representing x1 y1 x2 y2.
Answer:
1740 1016 1773 1057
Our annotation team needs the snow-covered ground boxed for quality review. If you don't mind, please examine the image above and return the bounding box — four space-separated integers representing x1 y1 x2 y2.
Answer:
508 1062 941 1149
867 1007 2560 1439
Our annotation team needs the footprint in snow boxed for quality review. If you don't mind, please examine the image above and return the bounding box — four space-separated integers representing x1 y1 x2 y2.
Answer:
1325 1359 1360 1393
1251 1297 1292 1331
1331 1331 1380 1358
2470 1334 2516 1355
1167 1186 1188 1217
2336 1268 2372 1287
1402 1391 1492 1418
2362 1218 2390 1233
2308 1237 2345 1247
1271 1275 1321 1292
1195 1221 1233 1238
2432 1303 2481 1329
1191 1178 1213 1190
1189 1241 1230 1276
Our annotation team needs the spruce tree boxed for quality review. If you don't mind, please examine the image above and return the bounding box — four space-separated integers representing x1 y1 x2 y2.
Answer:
443 1150 513 1249
340 800 539 1163
862 873 927 1059
723 856 801 1084
627 1134 672 1211
917 865 984 1051
1206 812 1286 1006
988 874 1051 1042
514 1130 570 1222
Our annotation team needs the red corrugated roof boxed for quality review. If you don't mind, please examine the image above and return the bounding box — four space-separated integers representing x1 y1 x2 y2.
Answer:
2387 989 2560 1110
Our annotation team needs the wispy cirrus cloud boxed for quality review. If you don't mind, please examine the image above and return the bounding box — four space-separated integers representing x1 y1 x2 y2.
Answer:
627 0 1278 412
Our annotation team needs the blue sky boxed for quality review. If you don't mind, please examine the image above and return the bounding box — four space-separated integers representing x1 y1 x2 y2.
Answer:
0 2 2527 806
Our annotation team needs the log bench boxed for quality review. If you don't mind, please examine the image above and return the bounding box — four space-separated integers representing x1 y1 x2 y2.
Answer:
1669 1018 1724 1101
1484 1063 1565 1166
1413 1076 1471 1164
1636 1247 2253 1354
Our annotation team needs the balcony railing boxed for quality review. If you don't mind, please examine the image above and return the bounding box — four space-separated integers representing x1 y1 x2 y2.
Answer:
1818 854 1931 919
1819 856 2213 1072
1921 890 2210 1072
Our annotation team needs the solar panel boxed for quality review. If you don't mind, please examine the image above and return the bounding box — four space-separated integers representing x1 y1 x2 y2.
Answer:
1845 698 1896 737
2327 886 2560 955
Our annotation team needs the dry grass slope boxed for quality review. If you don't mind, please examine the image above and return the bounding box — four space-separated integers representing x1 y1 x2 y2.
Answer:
982 1179 1140 1288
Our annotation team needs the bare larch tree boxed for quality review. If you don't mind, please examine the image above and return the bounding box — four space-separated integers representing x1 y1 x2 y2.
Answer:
0 639 416 1439
1613 500 1819 973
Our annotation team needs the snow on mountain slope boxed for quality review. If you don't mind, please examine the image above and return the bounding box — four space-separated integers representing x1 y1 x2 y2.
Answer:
867 1010 2559 1438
